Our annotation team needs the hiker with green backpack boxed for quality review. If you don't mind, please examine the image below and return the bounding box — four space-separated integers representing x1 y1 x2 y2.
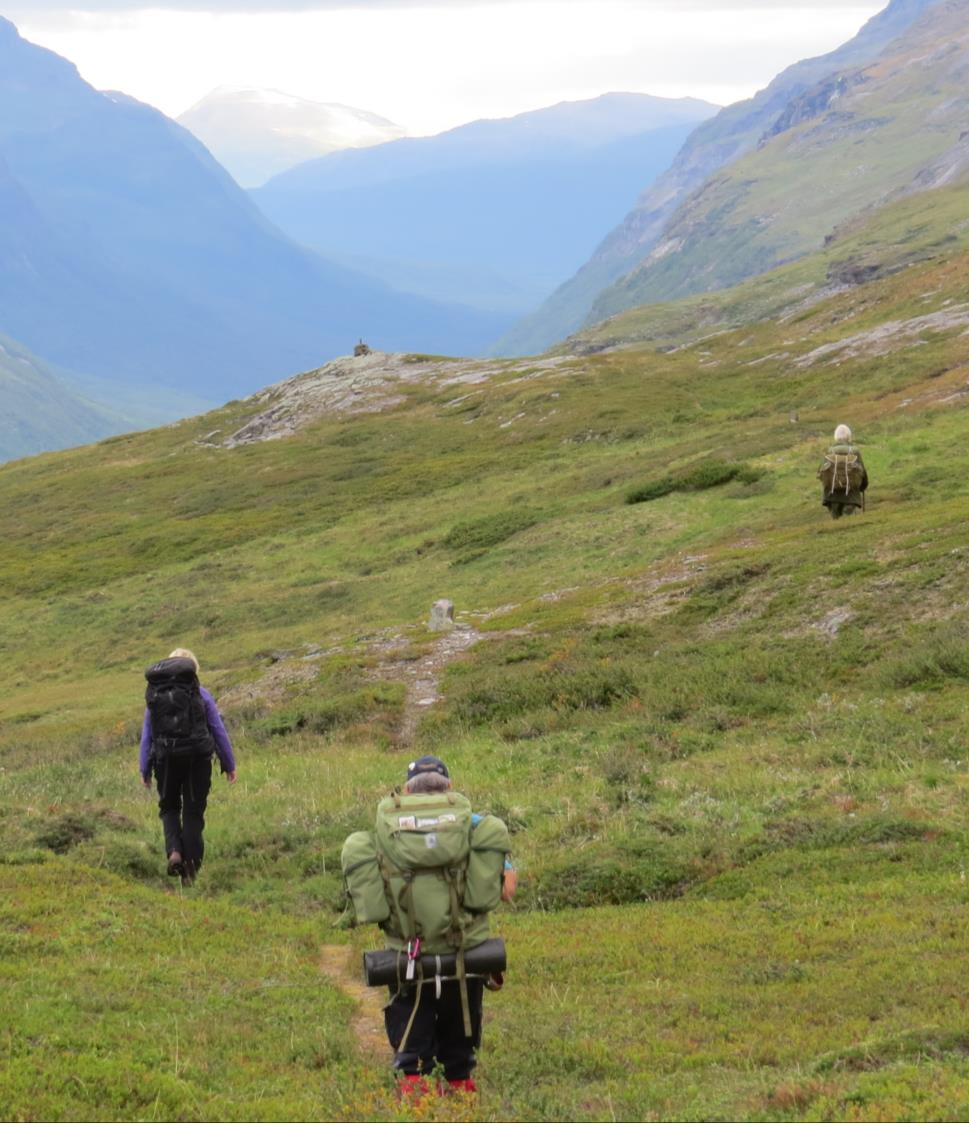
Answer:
342 755 515 1099
818 424 869 519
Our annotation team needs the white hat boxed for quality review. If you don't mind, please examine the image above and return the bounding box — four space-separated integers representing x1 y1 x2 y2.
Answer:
834 424 852 442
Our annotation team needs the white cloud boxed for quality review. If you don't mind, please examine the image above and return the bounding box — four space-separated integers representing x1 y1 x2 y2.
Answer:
8 3 883 135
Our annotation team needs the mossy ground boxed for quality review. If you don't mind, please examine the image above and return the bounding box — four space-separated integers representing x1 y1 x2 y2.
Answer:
2 187 969 1120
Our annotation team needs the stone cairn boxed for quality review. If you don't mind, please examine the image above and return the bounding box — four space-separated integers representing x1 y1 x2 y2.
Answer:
429 599 455 632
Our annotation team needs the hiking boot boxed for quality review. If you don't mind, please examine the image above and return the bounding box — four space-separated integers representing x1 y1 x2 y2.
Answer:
396 1075 431 1101
180 859 197 887
445 1078 478 1095
167 851 184 878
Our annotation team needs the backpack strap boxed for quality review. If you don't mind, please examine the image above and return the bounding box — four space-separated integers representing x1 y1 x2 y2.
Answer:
396 963 426 1055
443 866 472 1037
400 869 419 940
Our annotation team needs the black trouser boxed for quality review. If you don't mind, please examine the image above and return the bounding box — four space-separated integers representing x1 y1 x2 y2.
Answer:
154 754 213 872
384 978 484 1080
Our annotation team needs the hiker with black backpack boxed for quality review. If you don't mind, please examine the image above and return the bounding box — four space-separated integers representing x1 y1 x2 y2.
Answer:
818 424 869 519
341 755 516 1100
139 648 236 886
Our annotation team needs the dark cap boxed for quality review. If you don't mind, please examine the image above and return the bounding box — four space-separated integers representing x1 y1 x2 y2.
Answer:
406 755 449 782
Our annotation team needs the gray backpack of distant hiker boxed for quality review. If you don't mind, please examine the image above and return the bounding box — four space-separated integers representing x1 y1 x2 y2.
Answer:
144 657 215 762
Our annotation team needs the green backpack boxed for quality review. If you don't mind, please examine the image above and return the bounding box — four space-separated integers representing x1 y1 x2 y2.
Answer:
341 791 511 1046
341 791 511 954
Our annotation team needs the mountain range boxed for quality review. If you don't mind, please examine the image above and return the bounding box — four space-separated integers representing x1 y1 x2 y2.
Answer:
178 86 406 187
252 93 717 317
0 333 126 462
0 16 504 425
497 0 951 354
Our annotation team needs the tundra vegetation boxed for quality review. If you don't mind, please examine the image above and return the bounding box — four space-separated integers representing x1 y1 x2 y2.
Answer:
2 184 969 1121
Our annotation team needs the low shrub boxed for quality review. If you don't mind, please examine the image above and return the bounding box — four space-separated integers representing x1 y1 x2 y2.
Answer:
442 509 540 559
626 459 766 504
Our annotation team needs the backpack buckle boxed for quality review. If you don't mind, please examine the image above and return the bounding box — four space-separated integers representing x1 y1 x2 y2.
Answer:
405 937 421 980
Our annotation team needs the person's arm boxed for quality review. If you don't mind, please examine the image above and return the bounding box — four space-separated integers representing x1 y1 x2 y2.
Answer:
201 688 237 781
139 709 152 787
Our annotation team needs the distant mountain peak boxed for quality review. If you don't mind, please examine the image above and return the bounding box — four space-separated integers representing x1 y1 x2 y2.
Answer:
178 86 405 186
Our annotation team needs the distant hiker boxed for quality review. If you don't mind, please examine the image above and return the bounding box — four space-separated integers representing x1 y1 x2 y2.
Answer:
341 755 516 1099
139 648 236 885
354 339 372 357
818 424 868 520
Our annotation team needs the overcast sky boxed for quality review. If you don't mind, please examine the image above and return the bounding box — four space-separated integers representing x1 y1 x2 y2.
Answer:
6 1 885 134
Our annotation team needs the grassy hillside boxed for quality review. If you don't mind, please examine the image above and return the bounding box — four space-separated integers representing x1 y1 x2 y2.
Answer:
589 0 969 324
3 185 969 1120
0 333 132 461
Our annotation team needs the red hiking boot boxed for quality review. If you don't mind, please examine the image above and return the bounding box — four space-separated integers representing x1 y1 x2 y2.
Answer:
445 1078 478 1095
396 1075 431 1101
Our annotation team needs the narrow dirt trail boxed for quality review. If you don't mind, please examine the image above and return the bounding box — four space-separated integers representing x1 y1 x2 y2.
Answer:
319 944 389 1061
368 624 484 747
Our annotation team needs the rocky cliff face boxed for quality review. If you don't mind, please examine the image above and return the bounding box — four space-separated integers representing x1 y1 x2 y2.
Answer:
494 0 948 355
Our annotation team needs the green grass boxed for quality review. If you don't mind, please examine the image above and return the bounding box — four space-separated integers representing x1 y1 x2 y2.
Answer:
4 186 969 1119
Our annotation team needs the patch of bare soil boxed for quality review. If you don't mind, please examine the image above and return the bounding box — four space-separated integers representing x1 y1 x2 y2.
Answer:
319 944 388 1061
595 555 709 626
217 654 321 710
367 624 485 747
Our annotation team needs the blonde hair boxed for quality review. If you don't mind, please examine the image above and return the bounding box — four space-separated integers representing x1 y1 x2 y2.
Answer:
834 424 853 443
169 648 200 672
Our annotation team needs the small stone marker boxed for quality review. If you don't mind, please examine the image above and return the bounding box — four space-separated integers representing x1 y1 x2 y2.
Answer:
429 599 455 632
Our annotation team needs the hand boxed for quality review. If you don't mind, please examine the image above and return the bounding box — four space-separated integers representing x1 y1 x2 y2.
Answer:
501 869 518 902
226 771 237 784
141 777 152 790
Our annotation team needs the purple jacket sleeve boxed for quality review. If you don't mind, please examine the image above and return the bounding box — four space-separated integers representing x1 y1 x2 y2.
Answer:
139 709 152 780
201 687 236 774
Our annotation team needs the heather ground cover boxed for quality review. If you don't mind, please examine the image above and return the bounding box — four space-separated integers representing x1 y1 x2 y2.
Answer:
2 187 969 1121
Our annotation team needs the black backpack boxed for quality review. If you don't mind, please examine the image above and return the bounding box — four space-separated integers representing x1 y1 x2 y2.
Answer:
145 657 215 761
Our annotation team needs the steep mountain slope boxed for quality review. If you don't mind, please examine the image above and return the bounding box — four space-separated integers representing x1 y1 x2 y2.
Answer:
496 0 947 354
252 94 717 316
0 17 504 409
178 86 405 187
0 333 129 461
589 0 969 321
3 182 969 1120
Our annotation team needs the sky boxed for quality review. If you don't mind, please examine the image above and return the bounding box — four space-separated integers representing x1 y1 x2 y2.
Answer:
6 1 886 135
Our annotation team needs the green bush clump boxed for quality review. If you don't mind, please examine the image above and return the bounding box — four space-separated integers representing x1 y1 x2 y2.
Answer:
34 807 136 854
35 813 99 853
444 660 639 728
251 682 405 739
529 839 691 908
880 627 969 689
442 509 539 560
626 459 765 504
